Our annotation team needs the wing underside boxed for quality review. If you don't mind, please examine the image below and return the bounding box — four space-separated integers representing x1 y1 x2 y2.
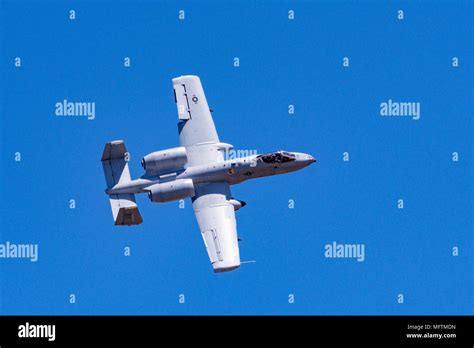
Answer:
192 182 240 273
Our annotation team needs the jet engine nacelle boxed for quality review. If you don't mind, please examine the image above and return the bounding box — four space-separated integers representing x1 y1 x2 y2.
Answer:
229 199 246 211
147 179 195 203
141 147 187 175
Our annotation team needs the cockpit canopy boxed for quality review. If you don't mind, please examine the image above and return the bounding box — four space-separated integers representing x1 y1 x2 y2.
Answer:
257 151 296 164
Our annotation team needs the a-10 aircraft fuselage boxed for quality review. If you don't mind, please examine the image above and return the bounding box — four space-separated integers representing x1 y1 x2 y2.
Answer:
107 152 315 196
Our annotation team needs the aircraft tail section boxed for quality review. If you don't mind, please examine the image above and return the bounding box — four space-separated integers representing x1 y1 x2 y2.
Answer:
101 140 143 226
107 195 143 226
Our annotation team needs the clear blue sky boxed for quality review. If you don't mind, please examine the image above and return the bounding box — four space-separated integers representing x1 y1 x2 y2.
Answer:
0 0 472 315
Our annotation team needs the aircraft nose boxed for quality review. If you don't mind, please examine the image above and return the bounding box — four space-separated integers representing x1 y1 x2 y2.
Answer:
305 154 316 163
294 152 316 164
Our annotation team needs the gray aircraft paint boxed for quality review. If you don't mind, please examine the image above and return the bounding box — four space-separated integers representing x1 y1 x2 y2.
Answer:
101 75 316 273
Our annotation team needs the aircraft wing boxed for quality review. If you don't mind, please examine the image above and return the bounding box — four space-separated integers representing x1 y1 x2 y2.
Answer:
192 182 241 273
173 75 224 166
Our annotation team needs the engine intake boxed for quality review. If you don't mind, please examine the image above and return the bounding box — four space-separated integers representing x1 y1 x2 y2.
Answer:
229 199 246 211
141 147 187 175
147 179 195 203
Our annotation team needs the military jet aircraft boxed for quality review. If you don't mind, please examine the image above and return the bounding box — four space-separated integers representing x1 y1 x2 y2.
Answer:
101 75 316 273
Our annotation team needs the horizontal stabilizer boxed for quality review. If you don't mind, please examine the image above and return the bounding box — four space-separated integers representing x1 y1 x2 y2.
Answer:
101 140 143 226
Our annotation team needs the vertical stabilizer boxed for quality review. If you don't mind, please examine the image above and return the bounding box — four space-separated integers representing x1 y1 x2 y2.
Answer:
101 140 143 226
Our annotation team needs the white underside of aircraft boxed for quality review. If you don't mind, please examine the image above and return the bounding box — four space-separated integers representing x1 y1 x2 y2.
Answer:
101 75 316 273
